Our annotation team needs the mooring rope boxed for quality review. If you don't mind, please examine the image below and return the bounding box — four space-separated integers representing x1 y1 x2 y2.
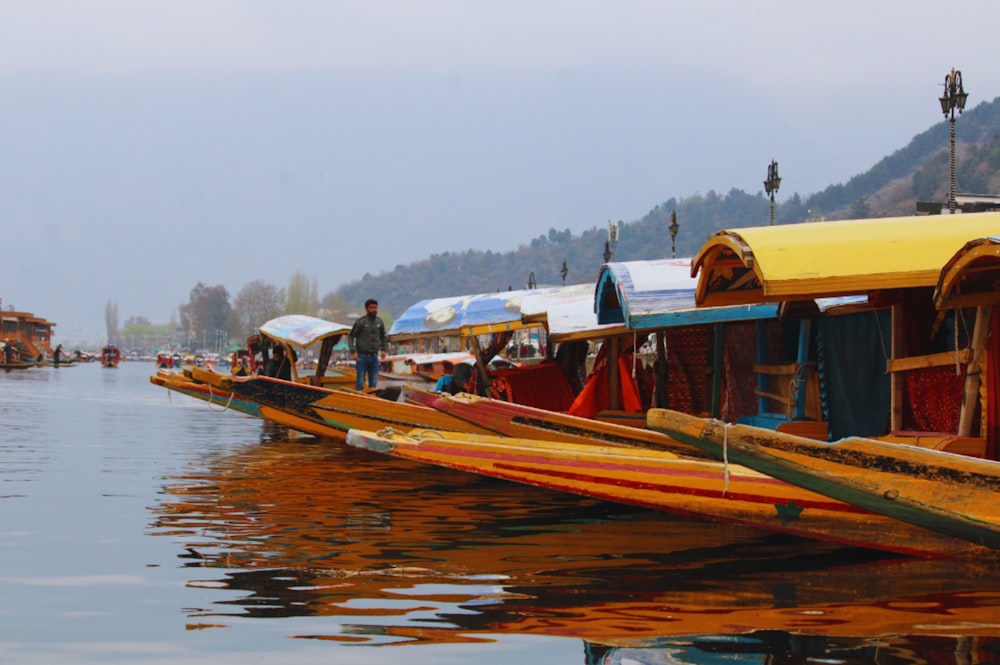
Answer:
632 330 638 379
204 382 237 412
955 314 962 376
375 426 446 443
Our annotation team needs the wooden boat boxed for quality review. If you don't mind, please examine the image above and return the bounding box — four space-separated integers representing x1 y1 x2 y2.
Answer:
186 365 493 440
400 383 711 457
359 227 1000 556
149 314 358 416
345 426 994 557
689 213 1000 453
149 368 263 417
250 314 356 388
610 219 1000 553
0 306 57 362
100 345 121 368
647 408 1000 550
0 359 44 370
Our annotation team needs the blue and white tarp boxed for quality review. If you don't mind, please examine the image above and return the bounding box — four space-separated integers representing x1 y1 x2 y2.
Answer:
595 259 780 329
259 315 352 350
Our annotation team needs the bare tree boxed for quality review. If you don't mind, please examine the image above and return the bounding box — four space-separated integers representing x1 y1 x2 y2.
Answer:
104 300 120 346
319 292 356 324
285 271 319 316
233 280 286 339
178 283 232 351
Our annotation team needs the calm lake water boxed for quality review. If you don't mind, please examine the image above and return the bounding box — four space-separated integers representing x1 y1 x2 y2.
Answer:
2 361 1000 664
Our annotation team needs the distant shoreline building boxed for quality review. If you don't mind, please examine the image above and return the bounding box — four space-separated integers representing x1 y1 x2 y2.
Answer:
0 299 57 359
917 194 1000 215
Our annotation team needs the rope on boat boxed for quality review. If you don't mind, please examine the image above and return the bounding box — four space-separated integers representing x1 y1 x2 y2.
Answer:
632 330 638 380
374 426 444 443
873 310 890 365
204 383 237 412
955 314 962 376
722 421 730 496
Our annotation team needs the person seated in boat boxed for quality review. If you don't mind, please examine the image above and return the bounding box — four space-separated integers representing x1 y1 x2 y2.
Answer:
267 345 292 381
447 362 474 395
435 362 474 394
555 340 589 395
232 352 251 376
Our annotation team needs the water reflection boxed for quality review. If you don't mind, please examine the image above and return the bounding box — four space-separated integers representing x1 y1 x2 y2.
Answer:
149 426 1000 660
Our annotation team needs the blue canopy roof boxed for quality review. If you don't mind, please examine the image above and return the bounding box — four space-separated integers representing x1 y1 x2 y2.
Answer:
595 259 779 329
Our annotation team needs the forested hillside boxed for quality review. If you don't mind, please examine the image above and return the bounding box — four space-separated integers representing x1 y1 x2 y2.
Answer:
335 95 1000 318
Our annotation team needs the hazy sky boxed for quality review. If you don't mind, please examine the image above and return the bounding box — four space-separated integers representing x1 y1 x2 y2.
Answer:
2 1 998 344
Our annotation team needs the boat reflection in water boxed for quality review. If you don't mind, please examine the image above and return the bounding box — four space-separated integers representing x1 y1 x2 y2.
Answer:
148 426 1000 663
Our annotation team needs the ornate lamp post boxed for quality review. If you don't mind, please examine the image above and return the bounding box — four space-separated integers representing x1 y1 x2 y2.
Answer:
764 160 781 225
560 260 568 285
668 210 679 258
605 220 621 262
939 68 968 214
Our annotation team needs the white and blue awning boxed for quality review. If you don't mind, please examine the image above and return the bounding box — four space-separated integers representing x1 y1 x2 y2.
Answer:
391 284 620 342
259 315 352 351
596 259 780 329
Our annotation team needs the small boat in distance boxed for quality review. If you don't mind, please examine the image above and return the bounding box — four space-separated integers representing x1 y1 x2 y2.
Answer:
101 345 121 368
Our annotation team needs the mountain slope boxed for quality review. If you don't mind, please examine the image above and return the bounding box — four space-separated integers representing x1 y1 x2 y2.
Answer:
334 96 1000 318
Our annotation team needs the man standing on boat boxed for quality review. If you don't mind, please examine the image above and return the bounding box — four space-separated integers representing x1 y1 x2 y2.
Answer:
349 298 387 391
54 344 64 367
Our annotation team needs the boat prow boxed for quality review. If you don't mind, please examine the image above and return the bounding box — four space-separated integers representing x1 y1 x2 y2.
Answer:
647 408 1000 551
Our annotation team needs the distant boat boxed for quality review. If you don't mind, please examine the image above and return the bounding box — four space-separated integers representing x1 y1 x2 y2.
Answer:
0 359 44 370
101 345 121 368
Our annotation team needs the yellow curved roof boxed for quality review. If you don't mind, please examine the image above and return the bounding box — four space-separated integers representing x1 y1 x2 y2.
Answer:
692 212 1000 306
934 235 1000 309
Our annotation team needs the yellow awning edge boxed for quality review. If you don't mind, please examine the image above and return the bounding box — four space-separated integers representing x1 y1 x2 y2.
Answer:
692 212 1000 306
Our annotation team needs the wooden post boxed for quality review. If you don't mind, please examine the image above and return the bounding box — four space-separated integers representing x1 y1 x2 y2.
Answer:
654 329 668 408
959 306 992 436
608 336 620 410
468 335 493 394
890 304 904 432
711 323 723 418
793 320 811 421
755 319 769 416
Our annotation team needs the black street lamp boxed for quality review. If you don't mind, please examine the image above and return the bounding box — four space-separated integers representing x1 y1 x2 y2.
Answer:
606 220 621 262
668 210 679 258
560 260 568 285
764 160 781 225
939 68 968 214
